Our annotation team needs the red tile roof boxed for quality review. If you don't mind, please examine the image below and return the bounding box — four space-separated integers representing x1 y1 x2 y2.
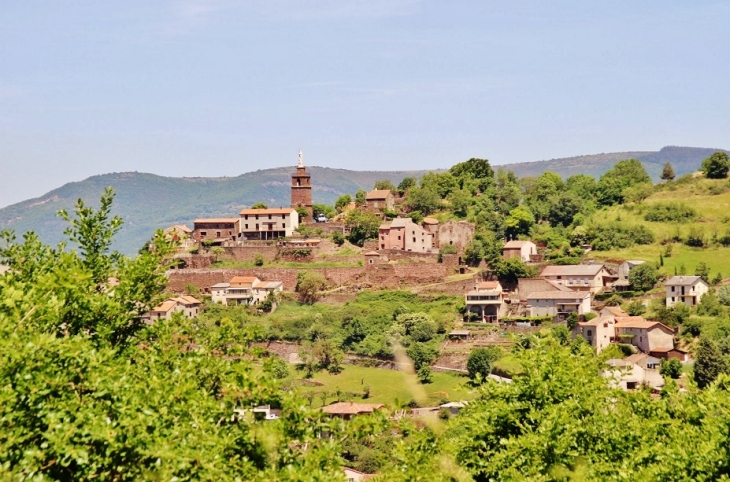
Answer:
230 276 259 285
366 189 393 200
193 218 240 224
321 402 384 415
239 208 297 215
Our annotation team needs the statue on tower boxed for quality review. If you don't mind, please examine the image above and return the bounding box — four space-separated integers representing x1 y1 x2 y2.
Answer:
298 149 304 168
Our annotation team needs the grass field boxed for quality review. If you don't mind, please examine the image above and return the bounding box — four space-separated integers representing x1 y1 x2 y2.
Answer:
588 178 730 280
294 364 477 407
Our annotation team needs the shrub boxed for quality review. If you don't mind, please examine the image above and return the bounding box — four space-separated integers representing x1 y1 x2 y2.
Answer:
644 203 697 222
254 253 264 266
417 365 433 384
685 227 705 248
331 231 345 246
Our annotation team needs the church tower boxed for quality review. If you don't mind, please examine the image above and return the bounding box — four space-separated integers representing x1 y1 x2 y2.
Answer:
291 149 313 220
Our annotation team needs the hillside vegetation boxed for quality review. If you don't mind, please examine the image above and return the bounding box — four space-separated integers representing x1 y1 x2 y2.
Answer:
1 145 724 254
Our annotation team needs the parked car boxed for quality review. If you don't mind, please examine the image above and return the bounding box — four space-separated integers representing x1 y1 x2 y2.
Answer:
315 214 327 223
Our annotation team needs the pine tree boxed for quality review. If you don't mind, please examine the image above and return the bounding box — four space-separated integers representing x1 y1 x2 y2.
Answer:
660 162 676 181
695 338 726 388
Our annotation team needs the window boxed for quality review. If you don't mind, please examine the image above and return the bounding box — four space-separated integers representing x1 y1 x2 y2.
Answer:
557 276 562 280
398 236 401 240
245 224 248 229
216 231 221 237
244 215 248 220
413 237 416 243
200 231 207 236
255 215 259 220
256 224 259 230
587 329 592 337
282 223 285 228
283 214 286 219
268 214 272 219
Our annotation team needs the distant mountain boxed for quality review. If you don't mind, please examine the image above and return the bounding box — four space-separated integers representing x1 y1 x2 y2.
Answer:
0 167 432 254
1 146 726 255
501 146 728 180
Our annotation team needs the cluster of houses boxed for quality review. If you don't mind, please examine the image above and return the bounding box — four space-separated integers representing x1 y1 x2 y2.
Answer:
144 295 202 322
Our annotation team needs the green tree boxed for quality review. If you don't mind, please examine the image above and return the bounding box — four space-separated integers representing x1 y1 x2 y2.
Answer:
547 192 583 227
404 187 441 215
597 159 652 206
505 206 535 237
493 257 536 285
331 230 345 246
335 194 352 212
718 285 730 306
448 189 472 217
397 177 417 195
344 209 381 246
355 189 367 206
466 347 499 383
420 172 459 198
450 158 495 193
660 162 676 181
701 151 730 179
629 263 658 291
695 338 727 388
313 203 336 219
622 183 654 204
251 202 268 209
374 179 396 192
296 271 327 304
417 365 433 384
659 358 682 379
695 262 711 283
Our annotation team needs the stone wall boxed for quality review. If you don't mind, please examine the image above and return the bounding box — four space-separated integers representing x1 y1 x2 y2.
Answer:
379 249 440 264
437 220 475 252
218 245 280 263
167 267 365 292
167 262 449 293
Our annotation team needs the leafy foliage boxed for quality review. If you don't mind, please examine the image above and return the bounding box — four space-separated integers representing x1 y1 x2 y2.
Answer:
702 151 730 179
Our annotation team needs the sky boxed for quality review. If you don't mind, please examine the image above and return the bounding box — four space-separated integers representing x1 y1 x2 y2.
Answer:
1 1 729 208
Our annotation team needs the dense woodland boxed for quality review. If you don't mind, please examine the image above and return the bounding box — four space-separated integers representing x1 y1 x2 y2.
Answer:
5 152 730 479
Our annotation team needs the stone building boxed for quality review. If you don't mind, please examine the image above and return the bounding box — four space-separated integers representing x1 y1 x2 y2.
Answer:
378 217 435 252
291 150 313 220
193 218 240 244
365 189 395 213
436 220 475 252
502 240 538 262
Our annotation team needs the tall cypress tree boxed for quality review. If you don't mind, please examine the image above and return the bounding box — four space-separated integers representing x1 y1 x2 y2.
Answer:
695 338 726 388
660 162 676 181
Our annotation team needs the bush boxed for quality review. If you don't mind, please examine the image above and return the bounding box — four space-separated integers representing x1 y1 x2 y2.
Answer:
331 231 345 246
417 365 433 384
254 253 264 266
644 203 697 222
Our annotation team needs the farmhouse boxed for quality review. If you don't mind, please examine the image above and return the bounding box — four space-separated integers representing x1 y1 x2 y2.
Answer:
211 276 284 306
614 317 674 353
364 189 395 213
321 402 385 420
540 264 614 294
665 275 709 307
193 218 240 244
525 290 591 320
239 208 299 240
465 281 506 323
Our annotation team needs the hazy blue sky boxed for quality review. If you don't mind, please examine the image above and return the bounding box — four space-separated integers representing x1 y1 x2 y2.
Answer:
1 1 729 208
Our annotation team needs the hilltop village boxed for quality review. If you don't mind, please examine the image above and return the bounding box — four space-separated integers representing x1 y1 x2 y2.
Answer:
6 150 730 479
152 152 730 405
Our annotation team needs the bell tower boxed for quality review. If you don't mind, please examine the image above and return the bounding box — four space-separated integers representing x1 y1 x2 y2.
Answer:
291 149 313 220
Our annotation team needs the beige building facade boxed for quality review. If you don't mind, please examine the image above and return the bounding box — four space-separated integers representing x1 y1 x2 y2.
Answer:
239 208 299 240
665 275 709 307
540 264 613 294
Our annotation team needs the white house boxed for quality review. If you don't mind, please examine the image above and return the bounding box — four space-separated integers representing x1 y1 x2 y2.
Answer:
211 276 283 306
239 208 299 240
665 275 710 307
574 315 615 353
525 290 591 320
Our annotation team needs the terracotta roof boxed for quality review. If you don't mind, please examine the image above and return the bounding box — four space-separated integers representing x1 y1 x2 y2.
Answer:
650 347 688 353
540 264 605 277
253 281 283 289
239 208 297 215
625 353 648 364
579 315 613 327
603 306 629 317
478 281 501 290
665 275 705 286
152 300 179 313
366 189 393 200
321 402 385 415
526 291 590 300
164 224 192 233
211 283 230 288
503 240 534 249
193 218 240 224
174 295 201 305
230 276 259 285
422 217 439 225
363 251 380 256
615 317 675 333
